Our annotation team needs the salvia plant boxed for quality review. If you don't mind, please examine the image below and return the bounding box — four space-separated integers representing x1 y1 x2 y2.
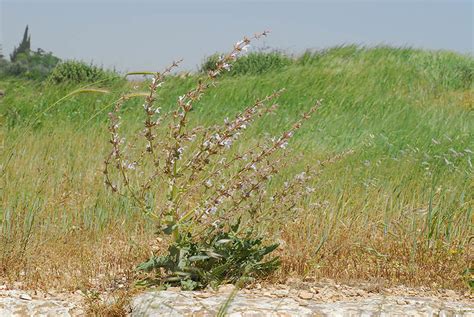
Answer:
103 32 321 289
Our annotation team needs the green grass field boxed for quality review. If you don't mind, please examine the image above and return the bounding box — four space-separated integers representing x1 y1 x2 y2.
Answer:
0 45 472 291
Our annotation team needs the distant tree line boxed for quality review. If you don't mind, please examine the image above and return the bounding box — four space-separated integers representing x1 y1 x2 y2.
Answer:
0 25 121 84
0 25 60 80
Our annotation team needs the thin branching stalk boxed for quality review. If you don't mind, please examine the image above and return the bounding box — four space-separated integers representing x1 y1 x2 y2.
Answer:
103 31 322 254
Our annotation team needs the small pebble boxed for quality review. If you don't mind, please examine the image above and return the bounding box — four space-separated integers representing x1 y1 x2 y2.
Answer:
19 293 32 301
356 290 366 297
298 290 314 300
195 292 212 298
445 290 457 297
303 276 316 283
272 289 289 297
218 284 235 292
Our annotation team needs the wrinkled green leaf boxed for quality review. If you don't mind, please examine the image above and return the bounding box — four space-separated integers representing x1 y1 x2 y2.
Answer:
136 221 280 290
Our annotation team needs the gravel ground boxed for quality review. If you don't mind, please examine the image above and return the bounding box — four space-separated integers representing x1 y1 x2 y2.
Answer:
1 280 472 316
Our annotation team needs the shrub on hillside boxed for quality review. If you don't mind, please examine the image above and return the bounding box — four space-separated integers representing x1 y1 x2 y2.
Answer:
201 51 293 76
0 58 8 77
4 49 60 80
47 60 119 84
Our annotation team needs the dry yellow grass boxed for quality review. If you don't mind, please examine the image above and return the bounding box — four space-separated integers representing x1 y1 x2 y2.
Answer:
0 126 469 292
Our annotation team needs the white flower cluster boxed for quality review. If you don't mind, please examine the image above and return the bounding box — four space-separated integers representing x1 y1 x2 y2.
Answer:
151 77 164 88
122 161 137 170
235 40 251 52
295 171 307 181
143 103 160 115
202 131 238 150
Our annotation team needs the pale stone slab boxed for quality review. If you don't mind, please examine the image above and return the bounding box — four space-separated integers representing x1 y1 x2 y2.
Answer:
131 291 474 317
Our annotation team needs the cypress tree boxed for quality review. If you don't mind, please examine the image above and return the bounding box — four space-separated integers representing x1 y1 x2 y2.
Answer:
10 25 31 62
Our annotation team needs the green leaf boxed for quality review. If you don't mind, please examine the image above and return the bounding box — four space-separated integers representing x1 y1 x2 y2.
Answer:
162 223 177 235
180 279 199 291
205 249 224 259
215 239 233 245
189 255 211 262
136 255 170 272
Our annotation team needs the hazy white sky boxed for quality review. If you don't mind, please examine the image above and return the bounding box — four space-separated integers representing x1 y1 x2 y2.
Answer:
1 0 473 72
